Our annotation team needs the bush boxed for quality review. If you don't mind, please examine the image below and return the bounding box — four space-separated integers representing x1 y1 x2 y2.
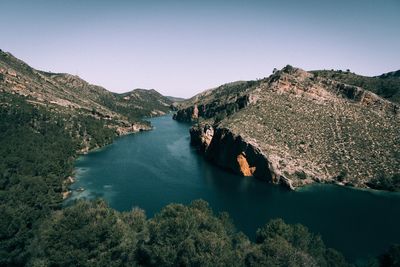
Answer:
379 244 400 267
29 200 147 267
138 200 240 267
251 219 350 267
368 174 400 192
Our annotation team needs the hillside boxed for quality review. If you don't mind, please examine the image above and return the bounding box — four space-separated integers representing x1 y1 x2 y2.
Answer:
166 95 186 102
174 65 400 191
173 80 262 122
0 49 174 144
312 69 400 104
115 88 173 118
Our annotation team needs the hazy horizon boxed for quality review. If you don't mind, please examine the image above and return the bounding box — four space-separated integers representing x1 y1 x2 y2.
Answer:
1 0 399 98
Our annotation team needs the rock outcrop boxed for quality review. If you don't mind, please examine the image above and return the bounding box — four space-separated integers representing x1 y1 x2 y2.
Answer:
190 124 295 189
115 122 152 136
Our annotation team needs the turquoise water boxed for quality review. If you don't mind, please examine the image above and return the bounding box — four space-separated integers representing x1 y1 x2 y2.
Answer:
67 115 400 262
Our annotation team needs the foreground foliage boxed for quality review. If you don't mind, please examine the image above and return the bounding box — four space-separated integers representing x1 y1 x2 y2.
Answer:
0 93 119 266
29 199 351 267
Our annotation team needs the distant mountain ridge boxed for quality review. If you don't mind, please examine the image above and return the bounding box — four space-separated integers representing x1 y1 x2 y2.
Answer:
174 65 400 191
166 96 186 102
0 49 173 121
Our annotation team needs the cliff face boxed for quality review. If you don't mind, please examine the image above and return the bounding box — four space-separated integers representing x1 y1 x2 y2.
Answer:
179 66 400 191
190 124 294 189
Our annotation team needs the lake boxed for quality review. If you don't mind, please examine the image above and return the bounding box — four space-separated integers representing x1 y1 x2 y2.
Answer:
66 114 400 262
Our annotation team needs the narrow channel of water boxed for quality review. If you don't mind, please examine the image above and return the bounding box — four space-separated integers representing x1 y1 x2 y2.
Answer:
66 115 400 262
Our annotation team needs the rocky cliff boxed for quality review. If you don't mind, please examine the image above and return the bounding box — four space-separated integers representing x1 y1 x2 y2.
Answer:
179 66 400 191
190 124 294 189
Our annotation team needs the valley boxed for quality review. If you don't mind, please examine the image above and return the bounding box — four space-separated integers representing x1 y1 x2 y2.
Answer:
1 50 399 266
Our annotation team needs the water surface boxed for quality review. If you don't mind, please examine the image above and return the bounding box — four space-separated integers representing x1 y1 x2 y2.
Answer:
68 115 400 262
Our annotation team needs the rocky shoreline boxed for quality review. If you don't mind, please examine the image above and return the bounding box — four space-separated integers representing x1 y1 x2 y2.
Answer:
189 123 296 190
187 123 378 191
61 121 153 199
62 176 75 200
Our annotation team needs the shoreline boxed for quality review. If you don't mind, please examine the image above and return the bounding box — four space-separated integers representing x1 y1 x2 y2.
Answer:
183 120 400 194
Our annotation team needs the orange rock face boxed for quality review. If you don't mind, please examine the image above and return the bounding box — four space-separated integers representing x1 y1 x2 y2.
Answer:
236 153 256 176
192 104 199 120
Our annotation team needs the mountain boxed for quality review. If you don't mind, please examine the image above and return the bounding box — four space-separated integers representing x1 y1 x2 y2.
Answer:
166 96 186 102
174 65 400 191
112 88 173 119
311 69 400 104
0 49 174 149
0 49 173 120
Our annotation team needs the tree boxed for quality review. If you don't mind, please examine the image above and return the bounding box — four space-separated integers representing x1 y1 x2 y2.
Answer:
250 219 351 267
379 244 400 267
138 200 240 267
29 200 147 267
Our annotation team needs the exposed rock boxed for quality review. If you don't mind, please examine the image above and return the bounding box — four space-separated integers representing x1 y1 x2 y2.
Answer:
65 176 75 185
189 124 214 152
62 190 72 200
115 122 152 136
236 153 256 176
192 105 199 120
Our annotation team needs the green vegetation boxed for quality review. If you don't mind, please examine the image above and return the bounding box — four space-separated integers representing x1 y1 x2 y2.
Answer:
312 70 400 104
28 199 352 267
378 244 400 267
367 174 400 192
249 219 350 267
0 92 355 267
29 200 145 267
0 93 74 265
0 93 121 266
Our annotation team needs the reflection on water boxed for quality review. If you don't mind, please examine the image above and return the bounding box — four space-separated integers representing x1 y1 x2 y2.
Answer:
66 115 400 262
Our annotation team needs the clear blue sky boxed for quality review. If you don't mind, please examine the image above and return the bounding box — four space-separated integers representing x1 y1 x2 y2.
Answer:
1 0 399 97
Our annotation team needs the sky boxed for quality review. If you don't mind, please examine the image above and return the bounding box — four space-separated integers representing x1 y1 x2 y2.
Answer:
1 0 399 98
